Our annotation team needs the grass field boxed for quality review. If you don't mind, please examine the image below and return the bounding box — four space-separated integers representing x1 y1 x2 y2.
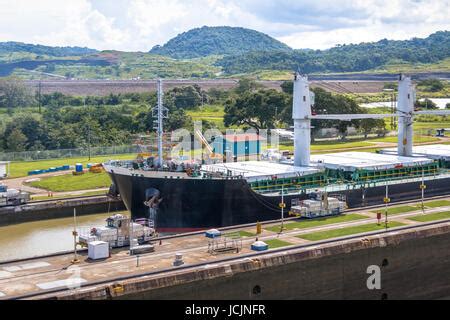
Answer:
187 105 227 130
423 200 450 208
28 172 111 192
372 135 440 144
407 211 450 222
371 205 420 215
265 239 293 249
278 140 373 152
265 214 367 233
297 221 405 241
9 154 136 178
238 230 256 237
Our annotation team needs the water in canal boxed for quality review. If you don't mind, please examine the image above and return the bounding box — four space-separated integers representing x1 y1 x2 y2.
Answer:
0 212 124 262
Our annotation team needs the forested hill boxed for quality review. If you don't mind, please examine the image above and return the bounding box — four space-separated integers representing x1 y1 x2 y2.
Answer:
216 31 450 74
0 41 97 57
150 26 292 59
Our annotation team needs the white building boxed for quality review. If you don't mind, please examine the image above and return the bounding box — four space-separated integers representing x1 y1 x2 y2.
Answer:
0 161 10 179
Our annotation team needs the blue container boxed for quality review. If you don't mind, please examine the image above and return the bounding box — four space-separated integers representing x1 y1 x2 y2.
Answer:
251 241 269 251
48 167 56 172
62 165 70 170
0 185 7 192
28 171 35 176
205 229 221 239
75 163 83 173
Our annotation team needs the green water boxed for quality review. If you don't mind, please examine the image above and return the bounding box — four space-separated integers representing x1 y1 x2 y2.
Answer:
0 212 125 262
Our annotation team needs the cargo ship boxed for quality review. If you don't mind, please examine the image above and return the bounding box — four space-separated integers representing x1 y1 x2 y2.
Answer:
104 75 450 232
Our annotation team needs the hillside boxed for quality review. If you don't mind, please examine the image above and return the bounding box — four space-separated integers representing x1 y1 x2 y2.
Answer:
217 31 450 74
150 26 292 59
0 42 97 61
0 29 449 80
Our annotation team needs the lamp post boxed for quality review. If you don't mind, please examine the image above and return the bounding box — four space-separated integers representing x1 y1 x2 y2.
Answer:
279 186 286 233
384 183 390 231
420 168 426 214
71 208 80 264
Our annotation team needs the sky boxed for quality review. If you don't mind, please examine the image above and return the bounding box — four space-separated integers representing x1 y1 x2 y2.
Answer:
0 0 448 52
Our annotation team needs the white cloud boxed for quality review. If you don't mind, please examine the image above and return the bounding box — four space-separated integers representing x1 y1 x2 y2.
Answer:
0 0 448 51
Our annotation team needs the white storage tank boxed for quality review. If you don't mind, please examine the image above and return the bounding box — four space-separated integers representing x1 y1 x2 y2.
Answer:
88 241 110 260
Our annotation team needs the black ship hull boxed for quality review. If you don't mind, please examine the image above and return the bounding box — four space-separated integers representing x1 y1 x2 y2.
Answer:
108 169 450 232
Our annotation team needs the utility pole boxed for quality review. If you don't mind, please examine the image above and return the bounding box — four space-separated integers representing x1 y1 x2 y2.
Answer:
85 97 91 161
152 79 168 168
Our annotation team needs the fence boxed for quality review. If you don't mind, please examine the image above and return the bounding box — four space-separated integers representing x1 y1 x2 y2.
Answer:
0 145 139 162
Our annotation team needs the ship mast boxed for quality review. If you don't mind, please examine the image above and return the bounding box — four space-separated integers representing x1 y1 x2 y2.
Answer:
153 79 168 168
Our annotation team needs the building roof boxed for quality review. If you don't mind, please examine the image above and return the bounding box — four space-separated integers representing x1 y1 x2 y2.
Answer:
219 133 266 142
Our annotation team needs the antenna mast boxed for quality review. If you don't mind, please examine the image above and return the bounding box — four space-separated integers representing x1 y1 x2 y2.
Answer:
152 79 168 168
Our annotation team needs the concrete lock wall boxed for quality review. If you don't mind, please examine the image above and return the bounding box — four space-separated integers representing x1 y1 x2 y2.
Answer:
0 197 125 226
55 223 450 300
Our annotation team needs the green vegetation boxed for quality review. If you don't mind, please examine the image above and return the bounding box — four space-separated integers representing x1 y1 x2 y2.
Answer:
371 135 440 144
371 205 419 215
423 200 450 208
0 79 213 153
186 105 226 129
217 31 450 74
364 57 450 75
28 172 111 192
236 230 255 237
264 239 293 249
298 221 405 241
1 29 449 79
0 42 96 58
265 214 367 233
9 154 135 178
150 26 291 59
408 211 450 222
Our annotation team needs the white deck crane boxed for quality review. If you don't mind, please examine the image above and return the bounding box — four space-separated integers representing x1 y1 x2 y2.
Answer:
291 73 450 165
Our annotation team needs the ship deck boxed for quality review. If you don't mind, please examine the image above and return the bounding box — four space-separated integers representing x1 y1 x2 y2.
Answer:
310 151 433 171
380 144 450 161
201 161 322 182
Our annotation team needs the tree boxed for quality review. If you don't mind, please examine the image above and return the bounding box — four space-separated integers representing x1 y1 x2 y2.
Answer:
224 89 289 133
360 118 386 138
414 99 437 110
234 78 261 95
418 79 444 92
280 81 293 94
171 86 203 109
5 128 27 151
279 87 365 140
0 77 35 111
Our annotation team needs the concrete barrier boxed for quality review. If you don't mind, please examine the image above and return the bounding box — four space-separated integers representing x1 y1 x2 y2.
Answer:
47 222 450 300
